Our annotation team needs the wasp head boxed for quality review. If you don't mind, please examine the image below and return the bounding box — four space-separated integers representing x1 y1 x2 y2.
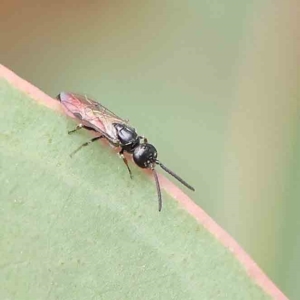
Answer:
133 143 158 169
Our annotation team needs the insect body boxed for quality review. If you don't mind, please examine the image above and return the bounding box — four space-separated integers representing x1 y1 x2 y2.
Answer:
57 92 195 211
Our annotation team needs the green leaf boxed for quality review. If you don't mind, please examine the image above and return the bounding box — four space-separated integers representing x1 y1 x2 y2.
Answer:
0 67 286 300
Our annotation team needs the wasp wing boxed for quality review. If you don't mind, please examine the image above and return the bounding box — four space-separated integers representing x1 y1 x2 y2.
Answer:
58 92 129 143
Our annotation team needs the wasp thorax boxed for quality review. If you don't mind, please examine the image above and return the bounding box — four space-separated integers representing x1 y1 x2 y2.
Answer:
133 144 158 169
113 123 139 152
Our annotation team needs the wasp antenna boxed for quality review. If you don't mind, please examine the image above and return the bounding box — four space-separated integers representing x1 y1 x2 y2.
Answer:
156 161 195 191
152 168 162 212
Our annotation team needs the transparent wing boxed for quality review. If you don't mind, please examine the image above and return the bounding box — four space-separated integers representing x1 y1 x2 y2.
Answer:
59 92 130 142
73 93 128 124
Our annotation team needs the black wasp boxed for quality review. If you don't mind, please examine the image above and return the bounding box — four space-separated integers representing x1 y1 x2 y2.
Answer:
57 92 195 211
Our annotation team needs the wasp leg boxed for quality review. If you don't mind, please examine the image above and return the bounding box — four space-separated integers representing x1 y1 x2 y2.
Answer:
139 136 148 143
119 149 133 179
68 124 95 135
70 135 104 157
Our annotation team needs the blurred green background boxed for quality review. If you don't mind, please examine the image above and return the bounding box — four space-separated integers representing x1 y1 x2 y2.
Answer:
1 0 299 298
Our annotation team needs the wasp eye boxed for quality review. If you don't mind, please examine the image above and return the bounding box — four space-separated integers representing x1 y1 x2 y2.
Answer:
133 144 157 169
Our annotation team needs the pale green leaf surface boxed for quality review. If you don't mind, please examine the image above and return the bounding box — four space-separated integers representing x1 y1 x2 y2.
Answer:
0 79 272 299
